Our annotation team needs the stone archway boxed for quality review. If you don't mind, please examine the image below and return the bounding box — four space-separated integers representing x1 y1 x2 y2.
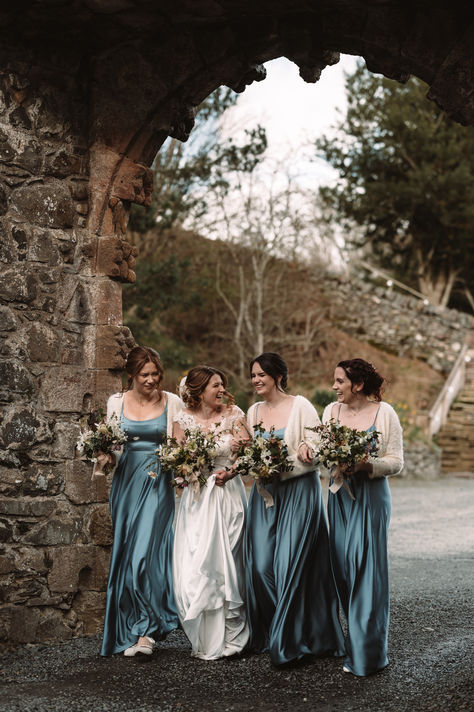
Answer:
0 2 472 644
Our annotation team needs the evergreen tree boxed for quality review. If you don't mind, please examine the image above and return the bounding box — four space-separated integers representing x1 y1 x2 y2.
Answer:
316 62 474 309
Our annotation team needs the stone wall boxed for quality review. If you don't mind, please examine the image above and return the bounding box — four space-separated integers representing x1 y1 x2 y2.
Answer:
320 274 474 374
400 440 441 480
0 55 135 645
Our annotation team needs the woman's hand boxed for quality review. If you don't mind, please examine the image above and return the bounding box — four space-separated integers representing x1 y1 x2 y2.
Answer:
297 443 314 464
230 435 249 454
92 451 115 478
214 468 234 487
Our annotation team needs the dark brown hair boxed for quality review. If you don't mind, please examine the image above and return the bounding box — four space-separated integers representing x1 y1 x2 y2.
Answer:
249 352 288 392
337 358 384 401
123 346 164 394
182 365 234 410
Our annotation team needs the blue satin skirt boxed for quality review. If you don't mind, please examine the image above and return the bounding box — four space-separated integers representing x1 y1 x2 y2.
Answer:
328 473 391 676
245 472 345 665
100 412 178 656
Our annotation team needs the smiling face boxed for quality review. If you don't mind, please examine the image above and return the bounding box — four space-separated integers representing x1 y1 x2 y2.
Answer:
251 361 280 399
134 360 162 396
201 373 226 410
332 366 362 404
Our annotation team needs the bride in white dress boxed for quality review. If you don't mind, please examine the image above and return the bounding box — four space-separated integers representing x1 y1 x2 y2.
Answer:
172 365 250 660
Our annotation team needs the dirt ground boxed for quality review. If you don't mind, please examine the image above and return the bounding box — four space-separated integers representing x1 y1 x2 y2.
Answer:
1 477 473 712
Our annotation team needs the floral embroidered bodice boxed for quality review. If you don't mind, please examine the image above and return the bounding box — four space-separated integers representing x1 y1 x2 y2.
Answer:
174 406 245 470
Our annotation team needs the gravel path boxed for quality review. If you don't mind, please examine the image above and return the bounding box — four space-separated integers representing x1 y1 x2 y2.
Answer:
1 477 473 712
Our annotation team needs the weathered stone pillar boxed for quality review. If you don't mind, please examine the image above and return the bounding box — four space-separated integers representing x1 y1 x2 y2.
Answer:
0 50 136 643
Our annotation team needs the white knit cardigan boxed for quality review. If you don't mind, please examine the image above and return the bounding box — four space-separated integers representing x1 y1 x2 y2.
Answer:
322 401 404 478
102 390 182 474
247 395 321 481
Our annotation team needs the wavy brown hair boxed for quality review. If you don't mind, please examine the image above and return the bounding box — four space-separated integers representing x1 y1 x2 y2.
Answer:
182 365 234 411
123 346 164 395
337 358 385 402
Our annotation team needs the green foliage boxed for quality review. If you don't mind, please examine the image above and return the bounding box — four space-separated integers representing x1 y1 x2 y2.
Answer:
311 388 335 415
316 62 474 308
122 254 203 372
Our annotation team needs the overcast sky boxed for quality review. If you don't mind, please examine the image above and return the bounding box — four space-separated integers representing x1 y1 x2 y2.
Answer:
223 54 359 185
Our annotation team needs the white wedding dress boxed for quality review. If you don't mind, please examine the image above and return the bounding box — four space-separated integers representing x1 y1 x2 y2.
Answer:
172 407 249 660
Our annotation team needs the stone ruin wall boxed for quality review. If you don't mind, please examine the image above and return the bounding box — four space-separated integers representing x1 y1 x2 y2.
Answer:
320 275 474 374
0 57 136 645
0 0 472 647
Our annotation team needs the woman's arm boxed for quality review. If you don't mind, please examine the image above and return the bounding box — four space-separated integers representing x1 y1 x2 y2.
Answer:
369 404 404 477
215 414 250 486
172 419 186 444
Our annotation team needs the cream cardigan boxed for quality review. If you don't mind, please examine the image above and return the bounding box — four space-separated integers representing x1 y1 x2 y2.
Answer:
247 395 321 481
102 390 182 474
322 401 404 478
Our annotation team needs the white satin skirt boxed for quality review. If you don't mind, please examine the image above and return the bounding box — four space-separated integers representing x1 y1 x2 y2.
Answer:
173 474 249 659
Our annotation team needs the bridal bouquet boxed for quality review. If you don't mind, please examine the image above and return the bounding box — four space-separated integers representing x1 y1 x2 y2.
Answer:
308 420 379 498
76 407 127 475
232 423 294 482
152 428 219 494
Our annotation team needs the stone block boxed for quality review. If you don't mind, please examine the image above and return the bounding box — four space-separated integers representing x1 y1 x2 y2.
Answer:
94 278 122 326
23 463 64 496
0 406 51 450
87 503 113 546
64 459 109 505
1 604 40 643
62 280 94 324
28 227 60 264
48 545 110 593
0 553 15 574
26 322 60 362
9 180 75 229
0 497 55 517
72 590 106 635
15 546 48 575
53 421 81 459
83 324 135 370
0 360 34 395
35 608 74 642
60 328 84 365
91 370 122 411
0 518 13 542
24 515 83 546
40 365 94 413
0 305 16 331
0 266 37 302
111 158 153 206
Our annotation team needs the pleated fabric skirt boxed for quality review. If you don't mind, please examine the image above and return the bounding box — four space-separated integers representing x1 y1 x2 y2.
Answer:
173 474 249 660
100 414 178 656
245 471 345 665
328 473 392 676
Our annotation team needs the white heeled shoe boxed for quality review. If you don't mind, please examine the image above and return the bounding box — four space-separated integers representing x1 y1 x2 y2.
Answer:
124 636 155 657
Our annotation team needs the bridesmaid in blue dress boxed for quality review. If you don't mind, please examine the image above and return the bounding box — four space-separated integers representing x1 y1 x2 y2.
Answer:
245 352 344 666
98 346 182 657
323 358 404 676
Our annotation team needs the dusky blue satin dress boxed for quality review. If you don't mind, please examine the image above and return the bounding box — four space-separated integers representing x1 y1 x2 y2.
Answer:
245 427 344 666
100 407 178 656
328 408 391 676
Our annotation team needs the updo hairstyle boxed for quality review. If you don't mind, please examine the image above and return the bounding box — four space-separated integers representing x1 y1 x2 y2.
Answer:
123 346 164 394
249 352 288 392
337 358 384 402
182 365 234 410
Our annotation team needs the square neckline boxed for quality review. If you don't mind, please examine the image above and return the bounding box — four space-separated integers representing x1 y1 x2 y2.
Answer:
121 401 168 423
